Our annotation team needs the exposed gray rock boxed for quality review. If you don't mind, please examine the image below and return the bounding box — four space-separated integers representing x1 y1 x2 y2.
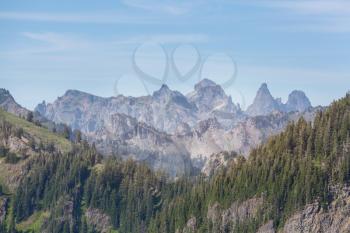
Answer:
183 217 197 233
285 90 311 112
281 186 350 233
0 197 8 225
201 151 238 176
41 197 74 233
246 83 281 116
89 113 193 177
187 79 240 118
207 197 264 232
85 208 113 233
33 80 316 175
246 84 313 117
257 220 275 233
0 88 29 118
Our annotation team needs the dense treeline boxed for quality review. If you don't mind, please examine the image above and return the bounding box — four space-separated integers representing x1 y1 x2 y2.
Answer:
84 159 165 233
0 93 349 233
147 93 350 232
6 144 167 233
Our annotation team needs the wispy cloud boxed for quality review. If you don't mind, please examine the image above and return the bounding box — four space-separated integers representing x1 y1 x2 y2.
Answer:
247 0 350 33
261 0 350 15
2 31 208 59
0 32 92 57
121 0 199 15
0 11 157 24
22 32 89 51
113 33 209 45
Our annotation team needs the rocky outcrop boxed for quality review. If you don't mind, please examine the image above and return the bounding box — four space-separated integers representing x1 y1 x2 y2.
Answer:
205 186 350 233
257 220 275 233
0 133 38 191
254 186 350 233
281 186 350 233
181 217 197 233
85 208 113 233
0 197 8 226
201 151 238 176
0 88 29 118
207 197 264 231
41 197 74 233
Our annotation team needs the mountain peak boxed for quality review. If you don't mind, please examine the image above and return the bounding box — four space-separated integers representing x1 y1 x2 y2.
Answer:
64 89 86 97
188 79 240 115
159 84 170 91
152 84 172 98
286 90 312 112
257 83 270 95
246 83 280 116
152 84 194 109
0 88 29 117
0 88 14 103
194 79 217 91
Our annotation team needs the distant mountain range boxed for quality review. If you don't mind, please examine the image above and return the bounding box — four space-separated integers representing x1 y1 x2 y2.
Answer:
0 80 321 176
246 83 312 116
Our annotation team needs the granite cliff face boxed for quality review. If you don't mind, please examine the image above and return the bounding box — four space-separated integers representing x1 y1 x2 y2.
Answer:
34 80 316 175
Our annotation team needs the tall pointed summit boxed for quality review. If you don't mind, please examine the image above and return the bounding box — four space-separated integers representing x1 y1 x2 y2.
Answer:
246 83 281 116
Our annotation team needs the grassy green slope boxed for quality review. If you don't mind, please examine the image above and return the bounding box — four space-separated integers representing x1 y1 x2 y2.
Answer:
0 109 72 153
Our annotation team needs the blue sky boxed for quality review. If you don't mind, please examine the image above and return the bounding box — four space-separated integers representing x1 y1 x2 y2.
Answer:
0 0 349 110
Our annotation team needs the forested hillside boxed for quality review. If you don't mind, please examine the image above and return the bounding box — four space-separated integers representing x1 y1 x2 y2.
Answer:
148 93 350 232
0 93 349 233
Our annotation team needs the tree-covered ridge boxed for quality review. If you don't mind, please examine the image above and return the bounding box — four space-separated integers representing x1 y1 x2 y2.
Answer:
147 93 350 232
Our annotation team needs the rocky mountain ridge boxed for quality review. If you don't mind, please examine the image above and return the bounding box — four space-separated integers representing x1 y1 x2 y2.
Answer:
2 81 316 175
246 83 312 116
0 88 29 118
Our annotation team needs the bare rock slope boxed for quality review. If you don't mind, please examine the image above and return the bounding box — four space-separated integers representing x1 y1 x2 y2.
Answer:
34 80 317 175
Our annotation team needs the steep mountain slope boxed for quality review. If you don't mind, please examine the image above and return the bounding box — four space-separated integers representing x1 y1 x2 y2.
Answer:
0 89 29 118
0 109 72 191
89 112 193 176
0 92 348 233
34 80 316 175
36 86 198 135
35 80 243 136
0 110 166 233
148 93 350 232
181 108 320 167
